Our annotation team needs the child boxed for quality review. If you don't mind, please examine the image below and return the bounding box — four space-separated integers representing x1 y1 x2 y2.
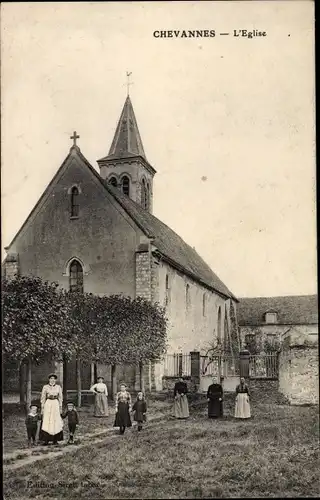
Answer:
132 392 147 431
113 383 132 435
62 402 79 444
25 405 41 447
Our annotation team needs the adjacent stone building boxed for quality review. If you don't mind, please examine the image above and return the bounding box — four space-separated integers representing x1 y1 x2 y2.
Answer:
3 94 238 393
237 295 318 351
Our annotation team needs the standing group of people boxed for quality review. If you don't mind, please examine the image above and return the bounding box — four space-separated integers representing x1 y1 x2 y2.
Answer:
25 375 148 446
25 373 251 447
25 373 80 447
207 376 251 419
172 376 251 420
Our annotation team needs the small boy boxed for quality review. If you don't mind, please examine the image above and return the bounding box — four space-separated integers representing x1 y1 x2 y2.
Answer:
25 404 41 447
62 402 79 444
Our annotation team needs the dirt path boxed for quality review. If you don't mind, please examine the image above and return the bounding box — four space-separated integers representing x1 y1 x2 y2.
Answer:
3 414 168 472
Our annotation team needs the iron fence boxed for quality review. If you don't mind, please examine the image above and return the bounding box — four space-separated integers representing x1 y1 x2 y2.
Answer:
249 353 279 379
163 353 191 377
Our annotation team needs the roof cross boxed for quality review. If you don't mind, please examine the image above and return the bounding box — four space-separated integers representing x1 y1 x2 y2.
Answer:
70 131 80 146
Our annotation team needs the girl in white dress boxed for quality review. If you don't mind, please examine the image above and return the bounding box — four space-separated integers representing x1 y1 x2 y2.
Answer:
90 376 109 417
39 374 63 445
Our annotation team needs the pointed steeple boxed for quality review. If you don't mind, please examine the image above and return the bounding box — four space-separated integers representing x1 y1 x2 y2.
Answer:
104 96 147 161
97 94 156 214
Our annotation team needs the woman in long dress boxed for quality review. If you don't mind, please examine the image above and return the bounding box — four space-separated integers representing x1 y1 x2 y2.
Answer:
207 377 223 418
113 384 132 434
90 376 109 417
39 374 63 445
234 377 251 419
173 378 189 419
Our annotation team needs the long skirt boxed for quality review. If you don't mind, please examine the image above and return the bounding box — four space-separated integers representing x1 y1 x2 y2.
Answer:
39 399 63 442
173 394 189 419
94 393 109 417
235 393 251 419
114 402 132 428
208 398 223 418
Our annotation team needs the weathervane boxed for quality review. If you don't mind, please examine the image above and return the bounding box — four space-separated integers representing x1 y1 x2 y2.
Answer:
125 71 133 96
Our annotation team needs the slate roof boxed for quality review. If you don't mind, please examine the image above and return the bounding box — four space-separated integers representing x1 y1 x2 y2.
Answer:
98 96 147 162
104 182 237 300
237 295 318 326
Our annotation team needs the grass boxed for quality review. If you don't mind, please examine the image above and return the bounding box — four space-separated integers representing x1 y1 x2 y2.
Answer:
3 399 319 499
3 398 171 455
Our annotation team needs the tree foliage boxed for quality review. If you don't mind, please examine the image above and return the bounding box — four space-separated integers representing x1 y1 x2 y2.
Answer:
230 301 240 356
243 329 281 354
2 276 74 363
90 295 168 365
2 276 168 366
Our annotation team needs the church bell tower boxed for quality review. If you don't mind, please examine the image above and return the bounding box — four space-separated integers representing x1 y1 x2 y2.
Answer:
97 95 156 213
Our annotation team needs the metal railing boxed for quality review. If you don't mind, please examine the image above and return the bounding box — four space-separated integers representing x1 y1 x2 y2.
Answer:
249 353 279 379
163 352 279 379
163 353 191 377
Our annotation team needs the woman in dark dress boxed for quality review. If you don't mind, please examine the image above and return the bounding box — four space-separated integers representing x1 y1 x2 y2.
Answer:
207 377 223 418
114 383 132 434
173 377 189 419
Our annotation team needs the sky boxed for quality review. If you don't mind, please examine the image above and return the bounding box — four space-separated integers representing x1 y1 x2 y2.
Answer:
1 1 316 298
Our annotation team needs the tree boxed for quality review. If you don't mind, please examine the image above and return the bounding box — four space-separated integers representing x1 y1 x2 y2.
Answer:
244 329 281 354
201 336 223 377
230 301 240 357
3 277 168 407
2 276 75 409
93 295 168 394
64 291 101 407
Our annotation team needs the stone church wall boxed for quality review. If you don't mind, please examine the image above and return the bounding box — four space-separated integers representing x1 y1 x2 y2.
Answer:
157 260 232 354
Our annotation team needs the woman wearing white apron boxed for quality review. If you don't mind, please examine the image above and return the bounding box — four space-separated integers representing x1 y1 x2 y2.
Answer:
90 376 109 417
173 378 189 419
234 377 251 419
39 374 63 445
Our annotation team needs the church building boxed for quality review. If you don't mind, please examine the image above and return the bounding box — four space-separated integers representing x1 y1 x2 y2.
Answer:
4 94 238 392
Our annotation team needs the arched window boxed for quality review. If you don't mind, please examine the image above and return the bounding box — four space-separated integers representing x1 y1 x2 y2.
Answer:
141 178 148 210
186 284 190 312
146 182 150 209
121 176 130 196
224 308 231 354
69 260 84 293
217 307 222 342
165 274 170 306
202 293 206 317
109 176 118 187
70 187 79 217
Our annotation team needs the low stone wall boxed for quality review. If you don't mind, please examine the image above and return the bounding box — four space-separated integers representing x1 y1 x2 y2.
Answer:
247 379 288 404
163 374 288 403
279 345 318 405
162 376 196 393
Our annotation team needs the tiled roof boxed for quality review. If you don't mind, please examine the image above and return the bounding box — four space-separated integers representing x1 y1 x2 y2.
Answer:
104 183 237 300
98 96 147 162
4 145 236 301
238 295 318 326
